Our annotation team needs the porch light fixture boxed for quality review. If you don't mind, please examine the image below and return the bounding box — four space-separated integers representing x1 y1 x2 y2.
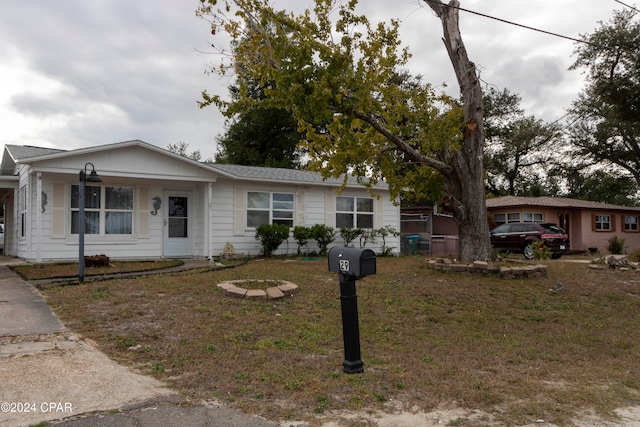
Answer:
78 162 102 283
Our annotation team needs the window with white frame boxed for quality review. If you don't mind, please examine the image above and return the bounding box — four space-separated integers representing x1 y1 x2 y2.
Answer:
625 215 639 232
493 213 506 225
507 212 521 223
336 196 374 228
247 191 294 227
523 212 544 222
71 185 134 235
594 214 611 231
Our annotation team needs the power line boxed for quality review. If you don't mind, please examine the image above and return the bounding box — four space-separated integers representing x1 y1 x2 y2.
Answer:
428 1 638 56
614 0 640 13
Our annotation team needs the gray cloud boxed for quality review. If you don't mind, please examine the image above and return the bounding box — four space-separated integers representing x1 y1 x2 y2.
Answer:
0 0 625 157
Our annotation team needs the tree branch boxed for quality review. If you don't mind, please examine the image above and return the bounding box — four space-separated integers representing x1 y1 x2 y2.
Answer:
353 110 453 174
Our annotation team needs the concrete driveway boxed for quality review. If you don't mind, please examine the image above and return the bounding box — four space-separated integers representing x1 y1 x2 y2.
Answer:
0 257 275 427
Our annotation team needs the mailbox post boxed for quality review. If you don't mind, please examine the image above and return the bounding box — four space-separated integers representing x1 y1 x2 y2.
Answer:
328 247 376 374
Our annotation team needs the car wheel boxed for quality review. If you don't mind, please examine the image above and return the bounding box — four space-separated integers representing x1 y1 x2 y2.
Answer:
523 243 535 259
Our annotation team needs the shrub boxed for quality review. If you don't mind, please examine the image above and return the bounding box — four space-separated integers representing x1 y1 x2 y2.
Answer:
310 224 336 255
627 248 640 262
359 229 377 248
255 223 290 257
339 227 362 247
293 226 311 255
607 235 626 254
531 240 552 260
376 225 400 256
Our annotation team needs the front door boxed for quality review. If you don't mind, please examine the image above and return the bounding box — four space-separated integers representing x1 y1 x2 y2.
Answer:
163 191 192 257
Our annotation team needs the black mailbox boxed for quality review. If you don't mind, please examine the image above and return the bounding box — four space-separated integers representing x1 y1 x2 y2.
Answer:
328 247 376 279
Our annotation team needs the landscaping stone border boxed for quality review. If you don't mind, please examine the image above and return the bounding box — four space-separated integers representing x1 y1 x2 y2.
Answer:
426 258 547 279
216 279 299 300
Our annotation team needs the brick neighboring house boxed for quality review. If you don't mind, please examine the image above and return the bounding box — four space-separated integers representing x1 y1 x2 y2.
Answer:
486 196 640 254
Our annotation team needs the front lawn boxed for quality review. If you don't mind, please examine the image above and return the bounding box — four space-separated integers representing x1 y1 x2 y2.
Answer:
39 257 640 426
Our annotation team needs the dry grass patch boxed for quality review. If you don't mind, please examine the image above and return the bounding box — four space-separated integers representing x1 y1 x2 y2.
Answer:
13 259 183 280
39 257 640 426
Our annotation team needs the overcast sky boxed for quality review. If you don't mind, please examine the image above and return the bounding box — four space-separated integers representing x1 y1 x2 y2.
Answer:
0 0 627 161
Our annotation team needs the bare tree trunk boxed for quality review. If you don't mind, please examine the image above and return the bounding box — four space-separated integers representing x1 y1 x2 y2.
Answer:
425 0 492 261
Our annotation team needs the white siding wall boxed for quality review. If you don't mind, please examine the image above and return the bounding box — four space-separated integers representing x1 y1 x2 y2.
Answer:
21 176 210 262
14 144 400 261
209 179 400 257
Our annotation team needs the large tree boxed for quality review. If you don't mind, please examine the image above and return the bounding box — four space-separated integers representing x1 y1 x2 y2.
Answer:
216 105 305 168
483 88 561 196
568 9 640 187
167 141 204 161
215 77 306 168
563 169 639 206
198 0 492 261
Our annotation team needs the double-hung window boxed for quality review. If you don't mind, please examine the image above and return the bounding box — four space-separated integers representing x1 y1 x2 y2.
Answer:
336 196 374 228
71 185 134 235
625 216 639 232
594 214 611 231
247 191 294 227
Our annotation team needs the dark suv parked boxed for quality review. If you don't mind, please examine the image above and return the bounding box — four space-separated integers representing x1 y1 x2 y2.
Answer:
490 222 570 259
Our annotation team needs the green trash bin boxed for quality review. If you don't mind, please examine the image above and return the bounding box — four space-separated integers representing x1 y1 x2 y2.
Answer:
406 235 420 255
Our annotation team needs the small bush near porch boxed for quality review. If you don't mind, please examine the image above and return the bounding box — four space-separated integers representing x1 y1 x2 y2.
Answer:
40 257 640 426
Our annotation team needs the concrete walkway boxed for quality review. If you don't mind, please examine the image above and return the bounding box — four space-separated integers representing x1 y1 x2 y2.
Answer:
0 257 277 427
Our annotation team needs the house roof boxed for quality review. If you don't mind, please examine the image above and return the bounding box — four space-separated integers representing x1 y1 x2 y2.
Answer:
486 196 640 212
207 163 386 189
1 145 68 176
4 145 66 160
1 141 388 190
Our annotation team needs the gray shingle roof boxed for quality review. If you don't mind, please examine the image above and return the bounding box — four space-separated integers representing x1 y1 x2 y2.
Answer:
1 142 388 190
207 163 387 189
486 196 640 211
5 144 66 160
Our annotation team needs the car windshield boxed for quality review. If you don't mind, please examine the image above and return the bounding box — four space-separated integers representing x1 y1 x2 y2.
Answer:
541 224 565 234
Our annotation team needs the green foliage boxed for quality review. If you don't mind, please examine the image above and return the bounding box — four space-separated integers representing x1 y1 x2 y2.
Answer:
167 141 205 162
292 226 311 255
359 229 377 248
197 0 461 202
563 169 639 206
215 103 306 168
255 223 290 257
531 240 552 260
376 225 400 256
483 87 561 197
339 227 362 247
568 10 640 191
197 0 494 261
607 236 626 255
495 249 513 261
310 224 336 256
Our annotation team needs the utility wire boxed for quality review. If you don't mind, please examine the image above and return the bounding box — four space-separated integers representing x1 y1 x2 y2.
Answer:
614 0 640 13
429 1 638 56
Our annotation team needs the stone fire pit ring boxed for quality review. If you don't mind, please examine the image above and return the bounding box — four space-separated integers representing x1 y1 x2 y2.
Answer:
216 279 298 300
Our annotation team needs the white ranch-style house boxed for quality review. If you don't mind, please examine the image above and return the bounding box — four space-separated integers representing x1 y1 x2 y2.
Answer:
0 140 400 262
